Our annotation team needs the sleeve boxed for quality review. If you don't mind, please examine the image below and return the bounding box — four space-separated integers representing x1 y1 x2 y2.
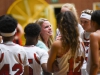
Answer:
39 50 49 65
20 47 29 66
23 51 29 66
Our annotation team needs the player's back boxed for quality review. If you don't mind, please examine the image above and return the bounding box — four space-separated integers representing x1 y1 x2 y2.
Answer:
24 45 49 75
54 40 85 75
0 42 28 75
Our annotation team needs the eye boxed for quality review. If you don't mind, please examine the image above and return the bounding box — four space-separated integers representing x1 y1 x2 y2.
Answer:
84 21 88 23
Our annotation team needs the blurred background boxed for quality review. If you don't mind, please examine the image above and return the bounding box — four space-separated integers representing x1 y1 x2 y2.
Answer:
0 0 100 45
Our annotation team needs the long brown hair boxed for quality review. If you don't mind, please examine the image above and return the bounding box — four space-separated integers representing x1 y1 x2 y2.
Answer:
56 11 80 56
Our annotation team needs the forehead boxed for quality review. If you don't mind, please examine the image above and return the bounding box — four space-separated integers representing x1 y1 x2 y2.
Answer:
42 20 51 25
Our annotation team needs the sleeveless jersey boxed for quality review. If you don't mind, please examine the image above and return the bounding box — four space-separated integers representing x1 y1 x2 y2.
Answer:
23 45 49 75
54 39 85 75
0 41 29 75
81 31 91 75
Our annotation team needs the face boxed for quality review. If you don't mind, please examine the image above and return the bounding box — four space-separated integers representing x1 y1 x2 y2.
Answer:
90 20 97 32
80 18 91 32
40 21 53 37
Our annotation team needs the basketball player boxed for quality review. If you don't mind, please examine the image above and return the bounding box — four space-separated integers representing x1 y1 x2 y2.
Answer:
47 11 85 75
23 23 49 75
0 15 29 75
56 3 84 38
87 10 100 75
80 9 94 75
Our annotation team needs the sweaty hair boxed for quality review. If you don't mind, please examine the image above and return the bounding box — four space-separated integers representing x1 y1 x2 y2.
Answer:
0 15 17 33
91 10 100 26
56 11 80 55
24 23 41 37
35 18 53 49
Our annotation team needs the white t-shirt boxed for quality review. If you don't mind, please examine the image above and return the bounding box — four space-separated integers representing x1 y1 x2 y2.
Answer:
23 45 49 75
0 41 29 75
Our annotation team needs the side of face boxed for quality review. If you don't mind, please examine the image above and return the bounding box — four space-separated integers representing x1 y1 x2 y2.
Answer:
40 21 53 37
80 18 91 32
90 20 97 32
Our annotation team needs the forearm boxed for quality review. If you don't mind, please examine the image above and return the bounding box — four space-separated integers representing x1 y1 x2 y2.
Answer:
90 65 99 75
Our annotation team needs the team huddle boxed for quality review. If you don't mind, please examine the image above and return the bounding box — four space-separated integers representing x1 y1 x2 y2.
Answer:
0 3 100 75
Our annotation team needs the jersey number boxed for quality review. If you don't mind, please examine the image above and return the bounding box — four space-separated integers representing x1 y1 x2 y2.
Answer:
67 56 84 75
28 59 33 75
0 64 22 75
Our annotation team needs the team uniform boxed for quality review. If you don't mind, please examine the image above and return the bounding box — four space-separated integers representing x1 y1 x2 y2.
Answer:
81 31 91 75
0 41 29 75
23 45 49 75
53 38 85 75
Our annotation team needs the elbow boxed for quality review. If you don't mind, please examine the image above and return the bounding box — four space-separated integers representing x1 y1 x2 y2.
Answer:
92 63 99 70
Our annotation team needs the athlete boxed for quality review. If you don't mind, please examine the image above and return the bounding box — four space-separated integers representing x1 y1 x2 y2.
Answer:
23 23 49 75
47 11 85 75
80 9 94 75
87 10 100 75
0 15 29 75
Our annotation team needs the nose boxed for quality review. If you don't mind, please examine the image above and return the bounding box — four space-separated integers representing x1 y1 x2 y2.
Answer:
49 26 52 30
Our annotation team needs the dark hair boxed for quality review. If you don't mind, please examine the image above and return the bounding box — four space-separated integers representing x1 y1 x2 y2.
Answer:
0 15 17 33
56 11 79 55
91 10 100 25
24 23 41 37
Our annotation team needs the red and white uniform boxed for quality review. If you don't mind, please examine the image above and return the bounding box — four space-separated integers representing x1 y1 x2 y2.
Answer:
23 45 49 75
0 41 29 75
81 31 91 75
54 38 85 75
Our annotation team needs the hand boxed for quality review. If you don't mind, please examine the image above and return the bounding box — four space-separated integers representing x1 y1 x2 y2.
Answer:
56 35 61 40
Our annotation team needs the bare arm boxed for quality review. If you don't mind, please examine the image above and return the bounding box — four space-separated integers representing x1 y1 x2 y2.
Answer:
90 33 99 75
47 41 58 72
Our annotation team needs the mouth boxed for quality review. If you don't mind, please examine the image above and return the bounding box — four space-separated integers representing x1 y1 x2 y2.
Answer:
48 31 53 34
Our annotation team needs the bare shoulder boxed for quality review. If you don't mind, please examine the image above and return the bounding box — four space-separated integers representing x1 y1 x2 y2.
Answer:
52 40 62 48
90 32 98 39
90 31 100 40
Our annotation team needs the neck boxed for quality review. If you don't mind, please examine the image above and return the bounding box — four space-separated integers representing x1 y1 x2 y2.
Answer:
41 35 49 47
3 36 14 43
25 41 36 46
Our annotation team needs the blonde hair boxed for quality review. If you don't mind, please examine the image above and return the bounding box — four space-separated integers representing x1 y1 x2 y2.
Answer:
61 3 79 22
35 18 53 49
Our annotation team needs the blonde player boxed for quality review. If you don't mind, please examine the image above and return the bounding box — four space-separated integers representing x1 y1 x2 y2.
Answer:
23 23 49 75
47 11 85 75
80 9 94 75
0 15 29 75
